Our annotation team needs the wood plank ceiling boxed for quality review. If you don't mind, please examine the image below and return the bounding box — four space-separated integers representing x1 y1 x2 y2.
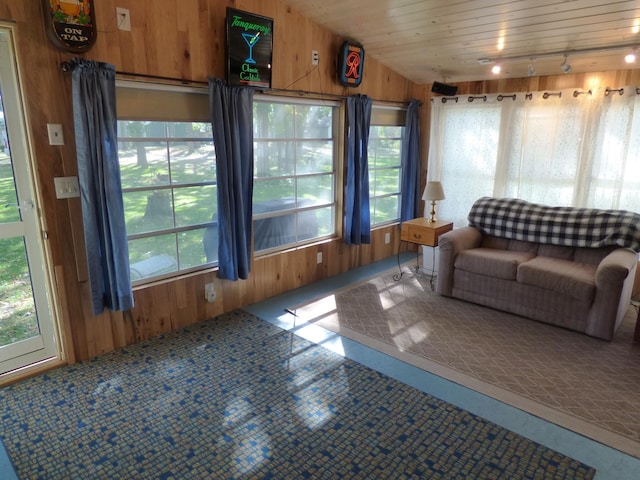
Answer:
280 0 640 84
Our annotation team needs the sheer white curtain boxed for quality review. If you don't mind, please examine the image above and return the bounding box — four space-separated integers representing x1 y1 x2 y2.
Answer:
427 96 508 224
587 88 640 211
428 87 640 227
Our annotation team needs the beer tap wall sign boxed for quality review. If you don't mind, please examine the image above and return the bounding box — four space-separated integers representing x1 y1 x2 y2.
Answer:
42 0 96 52
226 8 274 89
338 42 365 87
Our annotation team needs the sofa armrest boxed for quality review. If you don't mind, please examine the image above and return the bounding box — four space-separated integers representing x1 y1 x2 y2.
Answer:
588 248 637 339
595 248 637 288
436 226 483 296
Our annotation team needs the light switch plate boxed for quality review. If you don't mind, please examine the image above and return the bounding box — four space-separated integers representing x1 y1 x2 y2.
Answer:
54 176 80 199
116 7 131 31
47 124 64 145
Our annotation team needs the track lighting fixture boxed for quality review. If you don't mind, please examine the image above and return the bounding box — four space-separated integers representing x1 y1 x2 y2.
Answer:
478 43 639 76
560 55 572 74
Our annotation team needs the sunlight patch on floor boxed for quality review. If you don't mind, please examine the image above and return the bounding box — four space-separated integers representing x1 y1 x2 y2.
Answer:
378 289 398 310
295 295 337 320
224 414 271 476
392 322 431 351
292 362 351 430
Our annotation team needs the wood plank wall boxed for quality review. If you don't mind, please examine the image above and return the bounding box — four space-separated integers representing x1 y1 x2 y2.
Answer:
0 0 414 364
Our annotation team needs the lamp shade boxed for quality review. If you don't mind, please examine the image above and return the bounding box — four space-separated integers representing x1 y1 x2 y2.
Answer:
422 181 445 201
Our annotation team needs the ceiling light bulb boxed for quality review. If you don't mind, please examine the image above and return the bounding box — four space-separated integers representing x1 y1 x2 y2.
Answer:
491 64 501 74
625 49 637 63
561 55 572 74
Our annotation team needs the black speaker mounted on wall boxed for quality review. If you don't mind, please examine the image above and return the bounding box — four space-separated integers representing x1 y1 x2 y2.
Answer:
431 81 458 96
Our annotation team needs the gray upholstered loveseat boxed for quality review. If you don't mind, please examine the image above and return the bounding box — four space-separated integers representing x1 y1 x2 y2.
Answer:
436 197 640 340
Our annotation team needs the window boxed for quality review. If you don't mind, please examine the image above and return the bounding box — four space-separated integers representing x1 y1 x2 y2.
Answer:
431 101 502 226
116 82 217 283
587 93 640 212
428 89 640 227
252 96 338 253
369 106 406 226
369 125 403 225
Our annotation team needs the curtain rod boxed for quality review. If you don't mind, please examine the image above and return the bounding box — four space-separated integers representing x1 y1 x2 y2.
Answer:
60 62 208 86
433 87 640 103
59 62 411 106
264 86 409 106
117 70 208 86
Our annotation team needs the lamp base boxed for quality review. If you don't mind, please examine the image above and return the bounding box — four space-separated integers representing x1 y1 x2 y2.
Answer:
428 201 437 223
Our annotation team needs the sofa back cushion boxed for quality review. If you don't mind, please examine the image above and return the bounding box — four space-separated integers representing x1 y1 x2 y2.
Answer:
574 246 617 265
481 235 509 250
507 239 538 253
537 244 575 260
481 235 538 254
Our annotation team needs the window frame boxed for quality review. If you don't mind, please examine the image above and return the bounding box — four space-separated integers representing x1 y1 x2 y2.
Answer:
116 81 217 285
252 94 340 255
369 105 407 227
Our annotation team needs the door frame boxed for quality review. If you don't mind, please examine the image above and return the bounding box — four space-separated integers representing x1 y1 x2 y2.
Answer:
0 21 67 384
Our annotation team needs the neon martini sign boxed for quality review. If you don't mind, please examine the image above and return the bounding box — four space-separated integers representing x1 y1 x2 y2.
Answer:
226 9 273 88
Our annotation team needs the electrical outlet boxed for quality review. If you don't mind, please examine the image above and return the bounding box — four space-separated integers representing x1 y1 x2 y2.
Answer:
116 7 131 31
312 50 319 65
205 282 216 302
385 232 391 244
316 251 323 264
47 123 64 145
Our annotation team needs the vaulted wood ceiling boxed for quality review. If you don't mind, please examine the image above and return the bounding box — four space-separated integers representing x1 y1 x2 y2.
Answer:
281 0 640 84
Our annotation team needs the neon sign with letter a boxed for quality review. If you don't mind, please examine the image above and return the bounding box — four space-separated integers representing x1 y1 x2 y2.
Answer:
338 42 365 87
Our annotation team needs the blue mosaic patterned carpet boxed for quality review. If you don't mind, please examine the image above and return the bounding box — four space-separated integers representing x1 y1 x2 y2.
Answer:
0 310 595 479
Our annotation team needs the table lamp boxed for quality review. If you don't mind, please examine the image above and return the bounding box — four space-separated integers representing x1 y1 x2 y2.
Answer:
422 181 445 223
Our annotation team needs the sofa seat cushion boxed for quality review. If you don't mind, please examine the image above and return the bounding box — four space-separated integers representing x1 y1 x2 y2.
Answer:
516 256 596 302
454 248 536 280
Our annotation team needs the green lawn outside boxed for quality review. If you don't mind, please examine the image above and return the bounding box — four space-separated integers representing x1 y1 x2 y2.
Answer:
0 161 39 346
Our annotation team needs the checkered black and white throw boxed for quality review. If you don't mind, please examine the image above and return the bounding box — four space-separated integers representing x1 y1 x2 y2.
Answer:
468 197 640 252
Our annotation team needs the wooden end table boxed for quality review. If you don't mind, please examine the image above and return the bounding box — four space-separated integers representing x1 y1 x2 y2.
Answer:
395 218 453 282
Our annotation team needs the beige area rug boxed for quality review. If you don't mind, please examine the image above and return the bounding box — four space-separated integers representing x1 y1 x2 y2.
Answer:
291 269 640 459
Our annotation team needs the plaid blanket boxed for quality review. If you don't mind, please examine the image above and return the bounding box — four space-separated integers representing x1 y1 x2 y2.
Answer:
468 197 640 252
